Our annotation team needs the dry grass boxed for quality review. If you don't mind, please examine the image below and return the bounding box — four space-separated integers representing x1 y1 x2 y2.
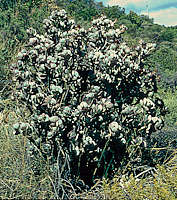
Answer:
74 150 176 200
0 99 55 199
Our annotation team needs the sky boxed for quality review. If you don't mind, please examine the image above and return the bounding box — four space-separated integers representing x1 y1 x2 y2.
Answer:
95 0 177 27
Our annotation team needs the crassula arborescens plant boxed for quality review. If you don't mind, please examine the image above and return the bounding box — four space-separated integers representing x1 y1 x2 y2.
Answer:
12 9 167 185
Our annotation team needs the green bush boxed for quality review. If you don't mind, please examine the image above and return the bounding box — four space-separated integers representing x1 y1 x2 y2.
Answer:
159 28 177 42
158 89 177 127
56 0 99 22
146 45 177 72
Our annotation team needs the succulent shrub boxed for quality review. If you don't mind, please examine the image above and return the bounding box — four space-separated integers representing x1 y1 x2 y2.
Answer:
11 9 167 185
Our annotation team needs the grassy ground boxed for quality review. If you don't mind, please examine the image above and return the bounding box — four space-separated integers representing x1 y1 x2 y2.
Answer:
0 100 56 199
